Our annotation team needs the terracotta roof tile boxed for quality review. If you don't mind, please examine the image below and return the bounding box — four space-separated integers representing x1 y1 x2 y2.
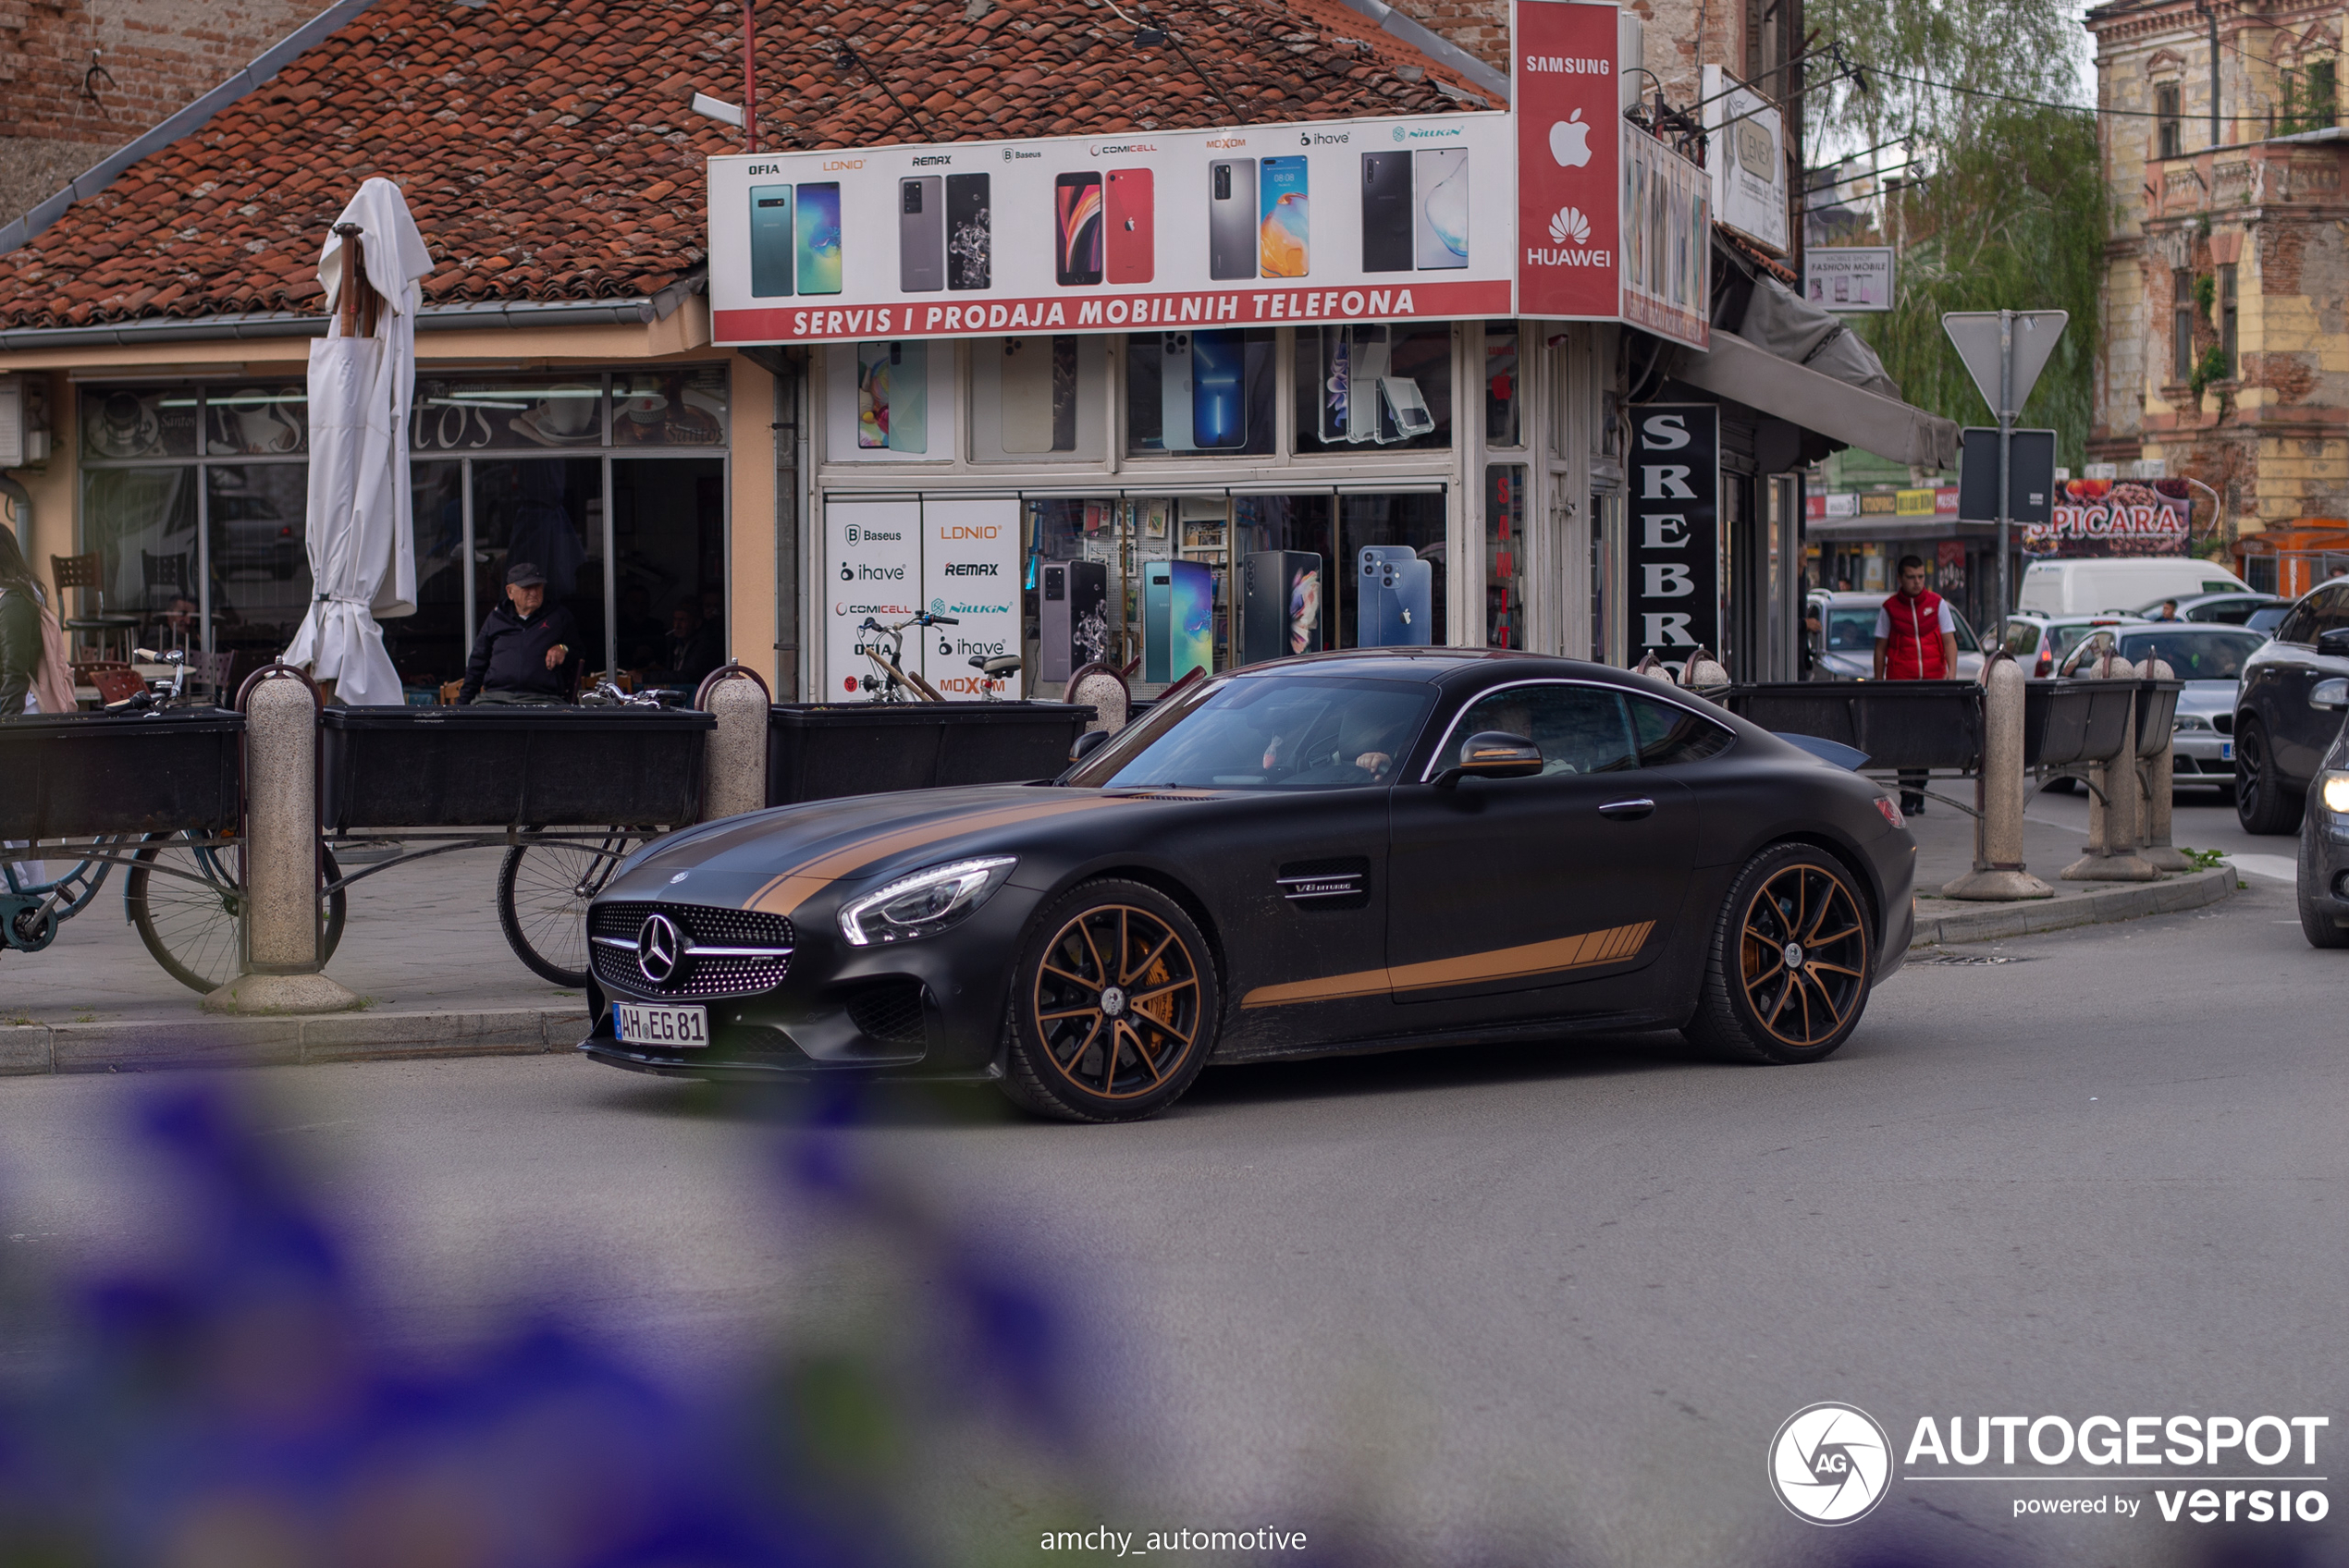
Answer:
0 0 1493 331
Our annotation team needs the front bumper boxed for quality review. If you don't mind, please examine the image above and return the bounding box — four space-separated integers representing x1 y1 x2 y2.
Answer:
2171 731 2234 784
2301 801 2349 918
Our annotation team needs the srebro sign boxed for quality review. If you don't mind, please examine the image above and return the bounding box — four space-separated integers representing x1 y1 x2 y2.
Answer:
708 113 1517 345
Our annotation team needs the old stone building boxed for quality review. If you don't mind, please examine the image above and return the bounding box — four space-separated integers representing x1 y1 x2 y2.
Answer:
2087 0 2349 583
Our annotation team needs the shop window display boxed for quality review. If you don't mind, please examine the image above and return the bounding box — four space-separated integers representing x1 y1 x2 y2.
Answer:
1483 324 1521 447
1294 323 1452 454
969 335 1108 461
1485 464 1526 649
1339 492 1446 648
824 340 958 463
1122 330 1276 458
612 458 728 695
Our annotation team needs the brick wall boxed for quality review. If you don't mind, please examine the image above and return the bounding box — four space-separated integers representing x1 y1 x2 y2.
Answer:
1389 0 1510 75
0 0 317 143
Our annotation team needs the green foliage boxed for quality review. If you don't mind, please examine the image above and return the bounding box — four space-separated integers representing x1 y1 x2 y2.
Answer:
2193 271 2216 321
1806 1 2104 469
2189 343 2230 398
2177 846 2229 871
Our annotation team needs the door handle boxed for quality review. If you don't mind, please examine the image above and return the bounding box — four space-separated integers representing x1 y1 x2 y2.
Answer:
1597 797 1655 820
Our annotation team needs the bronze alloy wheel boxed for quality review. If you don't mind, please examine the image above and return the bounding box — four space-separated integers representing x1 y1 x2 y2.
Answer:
1684 844 1873 1065
1738 864 1869 1048
1002 880 1221 1121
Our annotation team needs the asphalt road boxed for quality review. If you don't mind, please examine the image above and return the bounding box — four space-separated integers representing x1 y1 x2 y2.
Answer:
0 849 2342 1565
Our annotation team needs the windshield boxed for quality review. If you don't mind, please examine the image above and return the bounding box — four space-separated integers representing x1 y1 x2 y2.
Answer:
1067 673 1438 790
2119 629 2267 681
1823 600 1981 654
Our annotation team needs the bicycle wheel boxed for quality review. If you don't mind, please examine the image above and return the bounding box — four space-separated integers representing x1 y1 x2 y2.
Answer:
127 835 347 994
497 832 635 987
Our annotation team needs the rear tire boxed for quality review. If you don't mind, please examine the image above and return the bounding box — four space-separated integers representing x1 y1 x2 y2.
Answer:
2234 719 2300 835
999 879 1220 1122
498 832 637 987
1682 843 1873 1065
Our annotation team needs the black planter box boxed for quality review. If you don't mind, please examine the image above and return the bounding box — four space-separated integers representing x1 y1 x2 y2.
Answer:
1720 681 1983 772
0 707 243 839
2023 680 2138 768
768 702 1096 805
320 705 713 830
2131 678 2185 758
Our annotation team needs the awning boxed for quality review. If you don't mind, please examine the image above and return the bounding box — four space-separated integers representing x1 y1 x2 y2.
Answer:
1671 329 1961 470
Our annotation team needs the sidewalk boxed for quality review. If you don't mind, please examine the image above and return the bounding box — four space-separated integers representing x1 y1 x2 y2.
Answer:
1900 783 2237 946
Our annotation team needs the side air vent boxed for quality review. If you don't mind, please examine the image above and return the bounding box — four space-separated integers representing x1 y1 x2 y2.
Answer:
1276 856 1370 912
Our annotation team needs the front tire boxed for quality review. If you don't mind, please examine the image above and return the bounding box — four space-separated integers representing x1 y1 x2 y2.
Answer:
1000 880 1220 1122
2235 718 2300 835
1683 843 1873 1065
2296 816 2349 949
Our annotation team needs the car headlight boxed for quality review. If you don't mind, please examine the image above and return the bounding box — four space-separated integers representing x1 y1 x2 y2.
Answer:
837 856 1017 947
2173 713 2213 731
2323 773 2349 815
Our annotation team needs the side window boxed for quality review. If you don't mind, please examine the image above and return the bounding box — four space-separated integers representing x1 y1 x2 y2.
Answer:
2277 595 2322 645
1626 694 1736 766
1445 684 1636 775
2312 585 2349 640
2001 620 2039 657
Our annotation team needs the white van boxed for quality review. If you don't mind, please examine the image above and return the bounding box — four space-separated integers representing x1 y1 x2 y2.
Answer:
2016 557 2250 616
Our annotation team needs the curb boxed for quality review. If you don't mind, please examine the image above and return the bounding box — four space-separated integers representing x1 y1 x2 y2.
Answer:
0 1005 584 1076
1912 864 2235 947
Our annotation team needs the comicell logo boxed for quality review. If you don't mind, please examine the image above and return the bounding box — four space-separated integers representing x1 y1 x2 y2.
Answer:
1770 1403 1891 1525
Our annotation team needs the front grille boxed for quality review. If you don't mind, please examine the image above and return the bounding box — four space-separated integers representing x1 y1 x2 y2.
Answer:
842 979 928 1047
2213 712 2234 736
591 901 794 998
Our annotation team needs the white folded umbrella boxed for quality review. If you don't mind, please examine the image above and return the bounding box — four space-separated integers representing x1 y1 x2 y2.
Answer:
283 177 432 705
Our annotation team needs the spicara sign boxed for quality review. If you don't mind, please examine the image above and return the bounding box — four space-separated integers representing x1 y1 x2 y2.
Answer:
707 113 1517 344
2023 478 2195 557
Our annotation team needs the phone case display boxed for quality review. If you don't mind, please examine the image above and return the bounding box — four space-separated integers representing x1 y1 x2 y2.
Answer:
1208 158 1258 281
795 182 842 294
1039 558 1109 682
946 174 991 290
1159 332 1196 451
1145 558 1212 682
1054 173 1105 287
1190 329 1245 450
1297 325 1449 456
1141 560 1174 682
1359 153 1412 274
997 336 1079 454
1105 168 1154 284
1242 550 1323 665
1259 155 1308 278
1358 545 1433 647
899 177 944 292
855 341 927 452
1411 150 1468 270
750 186 793 297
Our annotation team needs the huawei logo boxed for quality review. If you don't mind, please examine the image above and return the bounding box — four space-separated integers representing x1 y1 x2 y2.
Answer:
1549 206 1593 245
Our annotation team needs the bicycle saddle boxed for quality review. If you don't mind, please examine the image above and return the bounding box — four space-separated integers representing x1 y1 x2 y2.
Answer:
972 655 1024 677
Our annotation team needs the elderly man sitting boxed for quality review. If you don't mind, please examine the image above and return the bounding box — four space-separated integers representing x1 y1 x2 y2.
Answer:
458 562 578 705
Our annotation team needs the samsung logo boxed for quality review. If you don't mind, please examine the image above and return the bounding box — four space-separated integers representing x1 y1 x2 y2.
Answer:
909 153 952 166
943 561 1000 576
1524 55 1611 74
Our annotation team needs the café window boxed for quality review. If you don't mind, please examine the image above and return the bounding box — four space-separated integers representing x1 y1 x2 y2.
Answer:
1293 323 1453 454
77 369 729 701
1122 328 1277 458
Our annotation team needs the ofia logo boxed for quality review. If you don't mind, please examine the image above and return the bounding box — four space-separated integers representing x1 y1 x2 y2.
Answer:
1548 206 1593 245
1770 1403 1892 1525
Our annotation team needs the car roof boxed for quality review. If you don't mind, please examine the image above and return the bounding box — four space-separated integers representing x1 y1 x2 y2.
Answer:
1226 647 1681 693
2113 621 2261 637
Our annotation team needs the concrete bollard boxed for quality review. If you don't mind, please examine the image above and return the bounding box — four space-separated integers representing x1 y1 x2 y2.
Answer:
696 664 772 821
203 665 361 1014
2062 652 2160 882
2138 656 2193 873
1680 648 1732 702
1941 653 2053 900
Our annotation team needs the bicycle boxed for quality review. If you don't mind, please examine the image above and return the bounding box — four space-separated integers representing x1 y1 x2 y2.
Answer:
3 648 347 993
855 611 954 702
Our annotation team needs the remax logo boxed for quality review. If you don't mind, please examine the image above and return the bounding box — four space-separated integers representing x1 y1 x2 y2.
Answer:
1549 206 1593 244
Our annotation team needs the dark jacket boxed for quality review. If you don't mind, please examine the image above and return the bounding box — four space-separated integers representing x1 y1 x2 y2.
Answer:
0 582 42 717
459 598 580 703
661 620 722 687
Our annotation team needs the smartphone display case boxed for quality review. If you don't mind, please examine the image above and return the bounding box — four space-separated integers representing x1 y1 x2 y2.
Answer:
795 182 842 295
1105 168 1154 284
898 177 943 293
946 173 990 290
1208 159 1258 281
1242 550 1323 666
1055 172 1104 287
1260 155 1308 278
750 186 793 297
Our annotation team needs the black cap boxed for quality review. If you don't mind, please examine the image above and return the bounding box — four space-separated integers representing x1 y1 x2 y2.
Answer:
505 561 547 588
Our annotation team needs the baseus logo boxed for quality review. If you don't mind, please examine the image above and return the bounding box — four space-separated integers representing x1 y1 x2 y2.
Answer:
1549 206 1592 244
1771 1404 1892 1525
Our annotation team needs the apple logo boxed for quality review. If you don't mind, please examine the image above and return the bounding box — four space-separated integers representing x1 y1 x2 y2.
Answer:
1550 108 1593 169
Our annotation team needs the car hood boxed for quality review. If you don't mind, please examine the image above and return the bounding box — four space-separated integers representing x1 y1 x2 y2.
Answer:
2174 680 2236 720
602 784 1222 918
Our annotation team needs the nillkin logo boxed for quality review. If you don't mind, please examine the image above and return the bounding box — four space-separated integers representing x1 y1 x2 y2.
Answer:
1549 206 1592 245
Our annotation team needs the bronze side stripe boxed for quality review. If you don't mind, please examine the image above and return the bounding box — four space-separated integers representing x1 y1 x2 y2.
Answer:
1239 921 1655 1010
744 795 1127 917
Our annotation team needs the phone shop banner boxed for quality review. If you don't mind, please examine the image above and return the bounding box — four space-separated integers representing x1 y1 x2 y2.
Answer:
1513 0 1623 321
707 112 1516 345
824 497 1022 699
1627 405 1721 662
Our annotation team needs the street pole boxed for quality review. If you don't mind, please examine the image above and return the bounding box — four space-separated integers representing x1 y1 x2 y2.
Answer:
1997 309 2013 631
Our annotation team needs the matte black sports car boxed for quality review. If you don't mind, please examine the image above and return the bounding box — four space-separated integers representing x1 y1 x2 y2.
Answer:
580 651 1917 1121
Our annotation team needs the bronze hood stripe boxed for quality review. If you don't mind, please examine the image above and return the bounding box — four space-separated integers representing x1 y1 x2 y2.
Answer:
744 795 1126 917
1240 921 1655 1010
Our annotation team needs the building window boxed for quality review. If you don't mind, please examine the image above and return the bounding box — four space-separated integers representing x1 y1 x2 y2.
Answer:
2307 57 2338 130
2172 269 2195 383
1292 323 1453 454
2219 262 2238 377
1124 328 1278 458
2156 80 2183 158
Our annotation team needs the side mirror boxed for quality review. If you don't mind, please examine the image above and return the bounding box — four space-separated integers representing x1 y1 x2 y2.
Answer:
1068 728 1112 764
2318 628 2349 658
1432 731 1543 788
2312 678 2349 712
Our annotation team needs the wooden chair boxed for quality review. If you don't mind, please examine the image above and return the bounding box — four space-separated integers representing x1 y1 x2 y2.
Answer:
438 680 464 705
181 647 236 699
52 552 136 662
73 661 147 706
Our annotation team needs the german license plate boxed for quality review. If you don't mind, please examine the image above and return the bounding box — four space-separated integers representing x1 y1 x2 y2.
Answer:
614 1002 708 1048
2220 740 2235 762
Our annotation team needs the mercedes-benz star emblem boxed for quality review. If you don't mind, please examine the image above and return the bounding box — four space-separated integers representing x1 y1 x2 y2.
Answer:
636 913 682 984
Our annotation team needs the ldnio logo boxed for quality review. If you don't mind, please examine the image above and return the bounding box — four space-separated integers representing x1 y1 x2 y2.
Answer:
821 158 864 171
1770 1403 1891 1525
940 523 1001 539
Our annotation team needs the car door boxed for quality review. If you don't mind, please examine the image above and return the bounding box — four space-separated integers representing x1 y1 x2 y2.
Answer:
1384 680 1694 1027
2266 584 2349 784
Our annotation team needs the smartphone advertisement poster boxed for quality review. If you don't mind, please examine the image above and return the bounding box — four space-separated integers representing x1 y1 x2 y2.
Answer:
826 498 1022 699
708 112 1516 345
1512 0 1623 322
1627 405 1721 664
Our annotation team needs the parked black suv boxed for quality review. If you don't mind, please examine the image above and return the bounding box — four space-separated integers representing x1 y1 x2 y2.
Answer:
2234 579 2349 832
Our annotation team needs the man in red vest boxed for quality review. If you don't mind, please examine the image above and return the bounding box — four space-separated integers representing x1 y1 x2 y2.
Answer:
1872 555 1960 815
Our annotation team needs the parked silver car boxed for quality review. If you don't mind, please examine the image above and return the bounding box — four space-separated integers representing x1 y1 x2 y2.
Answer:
1803 591 1986 681
1998 612 2146 678
2058 623 2270 797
